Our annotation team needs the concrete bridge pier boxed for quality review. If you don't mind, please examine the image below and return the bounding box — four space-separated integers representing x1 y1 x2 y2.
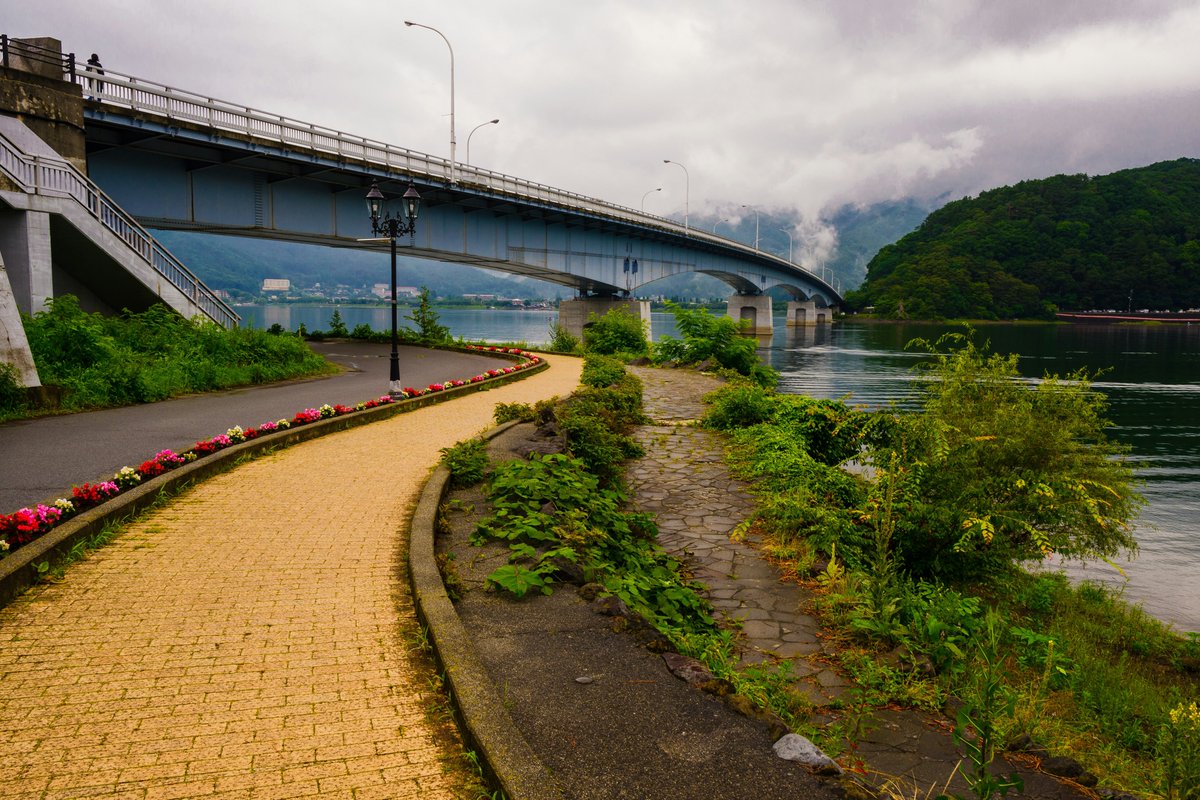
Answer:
0 250 41 388
785 300 837 326
557 296 651 342
0 209 54 316
727 294 773 335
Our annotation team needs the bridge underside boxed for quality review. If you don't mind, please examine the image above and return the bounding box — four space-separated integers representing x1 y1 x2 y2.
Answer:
84 112 839 307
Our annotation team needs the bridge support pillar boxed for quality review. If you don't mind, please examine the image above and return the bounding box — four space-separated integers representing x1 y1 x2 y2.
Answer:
0 209 54 316
786 300 816 326
786 300 836 326
557 297 651 342
727 294 773 335
0 248 42 387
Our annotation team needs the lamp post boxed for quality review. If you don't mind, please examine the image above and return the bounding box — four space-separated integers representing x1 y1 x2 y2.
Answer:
741 204 760 250
466 118 499 165
405 21 456 184
365 181 421 397
779 227 793 262
713 218 729 234
662 159 689 231
641 187 661 212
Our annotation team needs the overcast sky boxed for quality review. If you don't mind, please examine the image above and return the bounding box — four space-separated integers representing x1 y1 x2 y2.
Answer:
9 1 1200 233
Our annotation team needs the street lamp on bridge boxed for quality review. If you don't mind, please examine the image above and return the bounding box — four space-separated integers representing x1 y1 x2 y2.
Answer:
741 204 760 250
779 227 793 263
365 181 421 397
466 118 499 165
662 159 689 231
641 187 661 212
405 20 457 184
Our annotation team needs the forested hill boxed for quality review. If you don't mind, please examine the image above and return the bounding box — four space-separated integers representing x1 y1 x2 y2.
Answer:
845 159 1200 319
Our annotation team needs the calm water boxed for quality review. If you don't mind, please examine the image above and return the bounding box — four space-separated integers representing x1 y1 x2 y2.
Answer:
241 305 1200 633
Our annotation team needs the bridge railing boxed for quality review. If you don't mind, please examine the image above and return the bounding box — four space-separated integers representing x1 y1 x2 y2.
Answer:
75 68 836 293
0 130 240 329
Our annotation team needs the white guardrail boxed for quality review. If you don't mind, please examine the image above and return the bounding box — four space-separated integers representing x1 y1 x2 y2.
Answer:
76 68 831 289
0 130 240 329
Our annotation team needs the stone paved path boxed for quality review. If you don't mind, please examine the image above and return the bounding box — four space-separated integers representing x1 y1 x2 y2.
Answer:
0 357 582 800
626 367 1089 800
626 366 852 707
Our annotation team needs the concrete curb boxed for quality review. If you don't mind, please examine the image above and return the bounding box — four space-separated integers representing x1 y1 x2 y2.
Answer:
0 357 547 610
408 422 564 800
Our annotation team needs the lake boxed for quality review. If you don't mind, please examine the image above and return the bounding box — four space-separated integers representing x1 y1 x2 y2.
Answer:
239 304 1200 633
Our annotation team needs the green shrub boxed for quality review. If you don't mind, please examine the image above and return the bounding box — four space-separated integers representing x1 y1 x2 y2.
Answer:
547 322 580 353
407 286 451 344
702 382 775 430
873 330 1142 581
654 302 778 387
580 354 627 388
350 323 375 339
327 309 349 337
16 295 332 416
440 438 489 488
494 402 535 424
582 306 648 356
0 362 27 417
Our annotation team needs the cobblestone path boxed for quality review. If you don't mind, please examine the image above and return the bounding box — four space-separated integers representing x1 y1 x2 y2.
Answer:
626 366 851 706
0 357 582 800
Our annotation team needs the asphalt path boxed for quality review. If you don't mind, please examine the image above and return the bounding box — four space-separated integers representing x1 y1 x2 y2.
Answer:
0 342 513 513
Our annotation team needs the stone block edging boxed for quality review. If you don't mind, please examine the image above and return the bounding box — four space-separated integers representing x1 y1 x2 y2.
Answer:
0 358 547 610
408 422 563 800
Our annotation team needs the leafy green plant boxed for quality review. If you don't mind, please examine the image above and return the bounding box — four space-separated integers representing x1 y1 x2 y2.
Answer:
653 302 778 386
407 286 451 344
493 402 535 424
582 306 648 356
940 615 1023 800
1158 700 1200 800
327 308 349 337
439 438 489 488
874 329 1143 581
547 321 580 353
17 295 332 416
702 382 775 430
0 362 26 419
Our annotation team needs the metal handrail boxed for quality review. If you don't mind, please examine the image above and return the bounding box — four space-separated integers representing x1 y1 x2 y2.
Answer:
75 67 832 290
0 129 239 328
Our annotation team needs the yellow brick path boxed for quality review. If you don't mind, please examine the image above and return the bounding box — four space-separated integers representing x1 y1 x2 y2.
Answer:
0 357 582 800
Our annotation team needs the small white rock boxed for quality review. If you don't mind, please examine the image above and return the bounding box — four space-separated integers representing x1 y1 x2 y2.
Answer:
773 733 843 775
574 676 594 684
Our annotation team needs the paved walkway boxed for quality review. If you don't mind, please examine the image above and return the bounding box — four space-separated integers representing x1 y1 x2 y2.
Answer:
626 367 851 707
0 356 582 800
0 342 511 513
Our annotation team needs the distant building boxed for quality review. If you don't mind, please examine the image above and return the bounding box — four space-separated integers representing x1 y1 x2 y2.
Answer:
396 286 420 297
463 293 496 302
372 283 391 299
262 278 290 293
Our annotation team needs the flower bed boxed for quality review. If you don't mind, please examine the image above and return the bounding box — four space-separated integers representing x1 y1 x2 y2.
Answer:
0 348 543 557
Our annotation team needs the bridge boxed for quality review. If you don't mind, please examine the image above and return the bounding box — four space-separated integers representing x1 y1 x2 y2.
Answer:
1 35 840 387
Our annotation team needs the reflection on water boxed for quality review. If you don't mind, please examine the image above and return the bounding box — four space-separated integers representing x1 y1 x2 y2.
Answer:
242 306 1199 632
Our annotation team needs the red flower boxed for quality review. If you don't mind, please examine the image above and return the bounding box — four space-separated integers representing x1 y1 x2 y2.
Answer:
138 460 166 478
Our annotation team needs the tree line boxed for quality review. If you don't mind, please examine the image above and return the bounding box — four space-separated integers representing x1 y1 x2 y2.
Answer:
846 158 1200 319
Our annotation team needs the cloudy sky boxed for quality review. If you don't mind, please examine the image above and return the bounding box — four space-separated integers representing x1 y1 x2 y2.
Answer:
9 1 1200 231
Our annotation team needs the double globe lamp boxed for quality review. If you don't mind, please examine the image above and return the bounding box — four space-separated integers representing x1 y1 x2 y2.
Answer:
365 181 422 397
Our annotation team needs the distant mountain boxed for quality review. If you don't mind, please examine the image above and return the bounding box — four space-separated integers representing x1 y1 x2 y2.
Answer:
846 159 1200 319
823 199 940 290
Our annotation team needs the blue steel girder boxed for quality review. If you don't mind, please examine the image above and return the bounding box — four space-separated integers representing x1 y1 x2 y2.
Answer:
83 106 840 303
